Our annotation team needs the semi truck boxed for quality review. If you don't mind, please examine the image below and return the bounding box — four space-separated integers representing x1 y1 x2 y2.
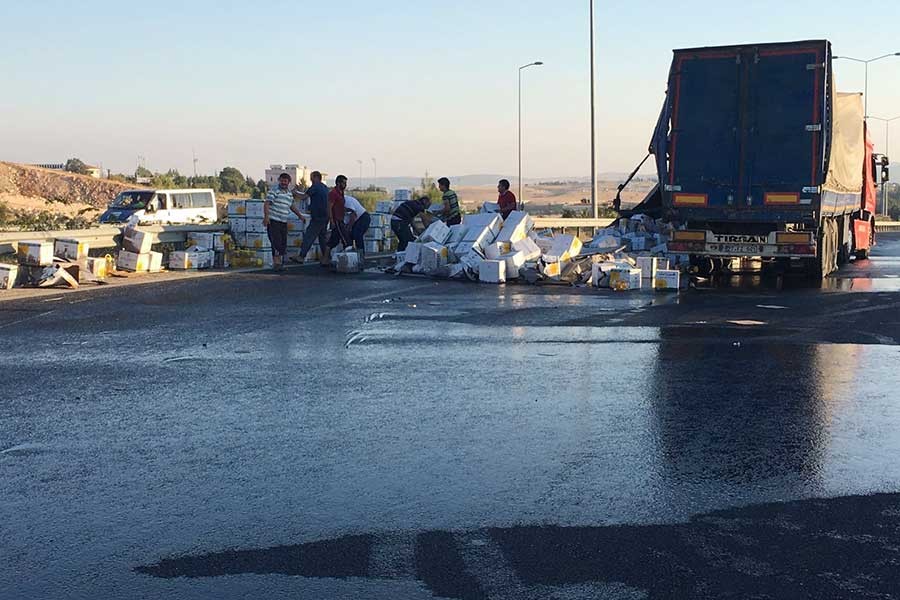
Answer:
621 40 889 280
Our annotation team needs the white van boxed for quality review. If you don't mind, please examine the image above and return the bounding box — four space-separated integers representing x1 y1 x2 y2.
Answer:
99 189 218 225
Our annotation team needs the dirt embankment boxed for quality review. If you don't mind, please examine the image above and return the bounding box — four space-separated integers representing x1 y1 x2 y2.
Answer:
0 162 138 218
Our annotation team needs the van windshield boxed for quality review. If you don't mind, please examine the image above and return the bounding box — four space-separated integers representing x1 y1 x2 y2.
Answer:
110 191 154 209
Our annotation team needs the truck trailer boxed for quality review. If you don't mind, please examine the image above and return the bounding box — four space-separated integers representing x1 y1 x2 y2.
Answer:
625 40 889 280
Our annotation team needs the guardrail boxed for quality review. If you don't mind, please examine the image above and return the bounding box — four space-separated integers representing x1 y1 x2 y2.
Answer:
0 224 229 254
875 222 900 232
532 217 615 237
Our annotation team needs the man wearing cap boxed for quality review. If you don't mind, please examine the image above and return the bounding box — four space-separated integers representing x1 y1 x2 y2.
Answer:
437 177 462 226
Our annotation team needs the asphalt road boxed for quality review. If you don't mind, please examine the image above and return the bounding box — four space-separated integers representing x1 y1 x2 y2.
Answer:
3 235 900 599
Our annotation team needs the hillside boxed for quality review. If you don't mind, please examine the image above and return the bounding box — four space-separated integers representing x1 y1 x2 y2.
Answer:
0 162 135 219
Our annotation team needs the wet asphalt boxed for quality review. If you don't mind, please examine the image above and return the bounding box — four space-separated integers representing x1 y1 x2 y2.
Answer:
2 235 900 599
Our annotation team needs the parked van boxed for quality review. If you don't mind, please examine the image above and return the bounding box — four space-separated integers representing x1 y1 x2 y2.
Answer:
99 189 217 225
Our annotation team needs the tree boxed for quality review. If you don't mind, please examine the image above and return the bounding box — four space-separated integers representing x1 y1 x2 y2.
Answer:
412 171 442 204
135 165 152 178
64 158 89 175
252 180 268 200
218 167 248 194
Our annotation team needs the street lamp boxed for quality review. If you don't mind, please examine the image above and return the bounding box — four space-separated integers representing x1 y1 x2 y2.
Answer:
518 60 543 209
833 52 900 117
589 0 598 219
356 159 363 190
371 158 377 191
868 115 900 216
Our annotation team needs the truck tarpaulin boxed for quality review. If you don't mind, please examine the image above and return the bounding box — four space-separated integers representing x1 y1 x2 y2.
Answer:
823 92 864 195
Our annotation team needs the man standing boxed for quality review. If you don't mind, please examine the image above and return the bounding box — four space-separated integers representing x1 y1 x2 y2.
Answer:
325 175 349 258
497 178 517 220
293 170 330 265
390 196 433 251
263 172 303 271
437 177 461 226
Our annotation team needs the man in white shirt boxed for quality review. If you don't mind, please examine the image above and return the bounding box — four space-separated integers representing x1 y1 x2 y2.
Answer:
342 195 371 256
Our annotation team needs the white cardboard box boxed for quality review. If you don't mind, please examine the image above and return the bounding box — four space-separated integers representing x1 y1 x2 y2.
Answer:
375 200 395 213
419 220 451 244
245 218 267 233
0 264 18 289
170 249 214 270
637 257 669 280
229 217 247 235
484 242 505 260
496 211 534 244
245 232 271 250
545 235 583 262
654 269 681 291
364 240 381 254
461 213 503 242
244 200 265 218
533 236 555 254
147 251 164 273
404 242 422 265
85 257 108 279
459 251 484 275
117 250 150 272
254 251 273 268
541 259 562 279
335 251 361 273
479 259 506 283
512 237 542 261
609 267 642 290
227 199 247 216
187 232 215 250
420 242 449 272
18 241 54 266
122 227 153 254
501 251 526 278
287 232 305 249
54 239 89 261
447 223 467 246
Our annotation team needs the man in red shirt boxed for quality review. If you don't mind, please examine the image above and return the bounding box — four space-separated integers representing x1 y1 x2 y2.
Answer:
497 178 517 219
324 174 348 265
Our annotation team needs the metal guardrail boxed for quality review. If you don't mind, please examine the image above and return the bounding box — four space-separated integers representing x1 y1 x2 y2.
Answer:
532 217 615 237
0 224 229 254
875 222 900 232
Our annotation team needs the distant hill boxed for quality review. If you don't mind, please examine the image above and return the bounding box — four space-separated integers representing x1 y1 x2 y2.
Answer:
368 173 657 190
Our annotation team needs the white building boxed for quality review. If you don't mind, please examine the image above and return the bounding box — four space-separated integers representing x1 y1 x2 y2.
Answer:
265 164 325 189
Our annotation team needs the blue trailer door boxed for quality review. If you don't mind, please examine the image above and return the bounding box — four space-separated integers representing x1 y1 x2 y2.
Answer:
669 50 742 210
746 46 824 211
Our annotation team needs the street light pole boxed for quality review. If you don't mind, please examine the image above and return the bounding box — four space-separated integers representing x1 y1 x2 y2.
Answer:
357 159 363 190
869 115 900 216
589 0 598 219
834 52 900 118
372 158 377 190
518 61 543 210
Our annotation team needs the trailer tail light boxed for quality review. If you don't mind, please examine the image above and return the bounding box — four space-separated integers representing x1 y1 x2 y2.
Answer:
776 232 812 244
673 193 708 206
776 244 815 255
765 193 800 205
669 231 706 252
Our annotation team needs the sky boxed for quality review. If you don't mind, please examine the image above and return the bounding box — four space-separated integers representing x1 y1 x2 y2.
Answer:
1 0 899 182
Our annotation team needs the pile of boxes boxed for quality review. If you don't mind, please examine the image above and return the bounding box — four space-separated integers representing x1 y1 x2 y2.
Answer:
118 227 164 273
391 209 684 291
226 199 275 268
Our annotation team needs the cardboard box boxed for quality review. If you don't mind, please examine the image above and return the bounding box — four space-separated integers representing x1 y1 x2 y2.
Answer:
484 243 505 260
364 240 381 254
375 200 395 213
501 251 526 279
637 257 669 280
285 218 307 233
254 251 273 268
229 217 247 235
335 251 361 273
0 264 18 289
541 259 562 279
54 239 89 261
479 259 506 283
17 241 54 266
461 213 503 247
420 220 451 244
545 235 583 262
630 236 647 252
245 232 271 250
480 201 500 213
245 218 267 233
404 242 422 265
420 242 449 272
287 232 305 248
453 240 485 259
244 200 265 219
169 249 214 270
122 227 153 254
85 256 108 279
609 267 642 291
214 251 230 269
187 232 215 250
447 224 467 246
496 211 534 244
653 269 681 291
533 236 555 254
512 237 542 261
227 199 247 216
369 213 388 228
147 251 163 273
459 251 484 275
117 250 150 272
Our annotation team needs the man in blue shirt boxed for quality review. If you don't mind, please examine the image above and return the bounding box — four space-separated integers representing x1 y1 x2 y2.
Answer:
292 170 331 265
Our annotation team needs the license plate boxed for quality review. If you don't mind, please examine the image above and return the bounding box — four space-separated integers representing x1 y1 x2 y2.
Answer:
708 243 764 254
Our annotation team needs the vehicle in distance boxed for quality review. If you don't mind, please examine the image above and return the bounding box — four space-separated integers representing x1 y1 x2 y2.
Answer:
99 188 217 225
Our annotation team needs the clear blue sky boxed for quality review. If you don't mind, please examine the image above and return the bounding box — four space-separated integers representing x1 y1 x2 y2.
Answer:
1 0 898 181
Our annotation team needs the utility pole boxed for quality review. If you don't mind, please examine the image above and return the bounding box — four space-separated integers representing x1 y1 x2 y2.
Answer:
372 158 377 190
518 61 543 210
357 159 363 190
192 148 199 177
589 0 598 219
